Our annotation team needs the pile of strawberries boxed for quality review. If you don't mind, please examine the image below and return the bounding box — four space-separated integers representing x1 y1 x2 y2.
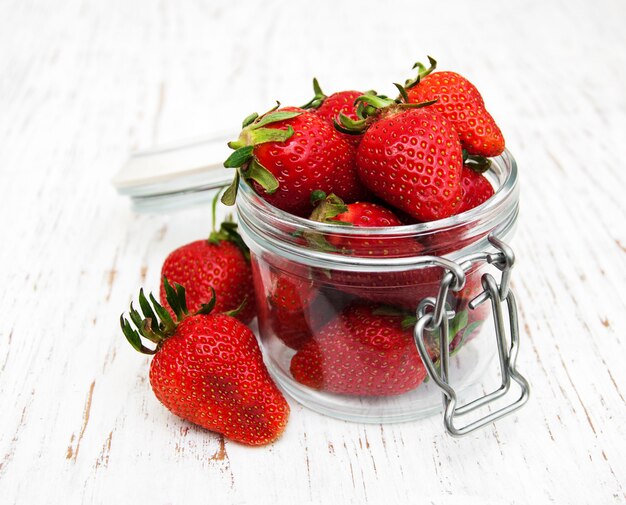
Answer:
121 58 504 446
222 56 500 220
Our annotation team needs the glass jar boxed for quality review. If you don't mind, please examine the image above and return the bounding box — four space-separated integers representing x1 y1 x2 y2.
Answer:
114 139 529 435
237 149 529 429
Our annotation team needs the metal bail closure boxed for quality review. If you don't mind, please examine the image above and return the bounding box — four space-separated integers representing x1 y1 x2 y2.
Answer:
413 237 530 437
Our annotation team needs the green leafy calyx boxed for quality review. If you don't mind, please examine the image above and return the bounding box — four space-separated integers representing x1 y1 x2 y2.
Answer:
208 219 251 261
309 192 349 223
301 78 327 110
120 280 217 355
405 56 438 89
221 105 303 206
335 90 438 135
463 149 492 173
301 192 353 253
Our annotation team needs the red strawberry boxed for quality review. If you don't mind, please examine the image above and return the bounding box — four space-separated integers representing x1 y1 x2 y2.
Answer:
317 91 363 126
393 209 423 225
290 303 429 396
405 57 505 157
422 163 495 255
326 268 443 311
266 271 320 350
121 283 289 446
305 191 441 309
159 221 255 324
458 164 495 213
307 191 414 255
344 96 463 222
222 106 367 216
302 79 363 146
324 198 402 228
252 255 346 350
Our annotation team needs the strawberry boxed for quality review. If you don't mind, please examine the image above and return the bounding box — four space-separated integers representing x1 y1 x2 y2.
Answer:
405 57 505 157
159 220 255 324
252 255 347 350
290 303 429 396
266 270 320 350
312 192 402 228
304 191 442 309
302 78 364 146
338 93 463 222
327 268 443 312
458 163 495 213
121 282 290 446
307 191 412 255
222 106 367 216
356 106 463 221
422 162 495 255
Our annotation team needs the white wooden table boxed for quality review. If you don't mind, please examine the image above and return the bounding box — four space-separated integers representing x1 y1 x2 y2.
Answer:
1 0 625 503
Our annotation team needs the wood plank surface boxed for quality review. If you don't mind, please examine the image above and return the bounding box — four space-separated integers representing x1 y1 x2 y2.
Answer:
1 0 625 503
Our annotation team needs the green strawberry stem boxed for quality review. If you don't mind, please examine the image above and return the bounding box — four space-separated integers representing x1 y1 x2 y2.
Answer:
241 112 259 128
405 56 438 89
227 126 295 151
120 279 217 355
302 192 352 253
223 297 247 318
208 220 250 261
211 188 222 234
399 98 438 109
309 192 349 223
354 94 396 110
310 189 328 205
224 145 254 167
301 78 327 109
394 83 410 103
353 90 381 120
336 90 438 134
463 150 492 173
333 114 368 135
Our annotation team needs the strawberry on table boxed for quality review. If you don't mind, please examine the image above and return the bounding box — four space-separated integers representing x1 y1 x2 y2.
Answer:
405 57 505 157
222 106 367 216
290 303 429 396
121 281 290 446
159 219 255 324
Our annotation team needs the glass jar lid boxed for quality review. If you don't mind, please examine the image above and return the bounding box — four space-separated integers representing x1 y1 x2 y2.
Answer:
112 134 234 212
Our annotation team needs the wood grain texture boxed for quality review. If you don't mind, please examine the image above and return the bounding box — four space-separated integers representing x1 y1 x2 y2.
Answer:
1 0 625 503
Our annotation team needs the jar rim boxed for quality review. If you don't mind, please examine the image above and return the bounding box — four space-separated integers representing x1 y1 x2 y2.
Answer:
237 149 518 238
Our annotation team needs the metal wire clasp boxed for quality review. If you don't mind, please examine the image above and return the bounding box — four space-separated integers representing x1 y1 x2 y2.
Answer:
413 234 530 437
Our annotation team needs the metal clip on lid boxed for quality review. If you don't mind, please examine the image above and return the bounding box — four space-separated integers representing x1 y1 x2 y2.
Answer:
413 234 530 437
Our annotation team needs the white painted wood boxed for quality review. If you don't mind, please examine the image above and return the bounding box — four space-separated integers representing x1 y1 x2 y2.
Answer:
1 0 625 503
